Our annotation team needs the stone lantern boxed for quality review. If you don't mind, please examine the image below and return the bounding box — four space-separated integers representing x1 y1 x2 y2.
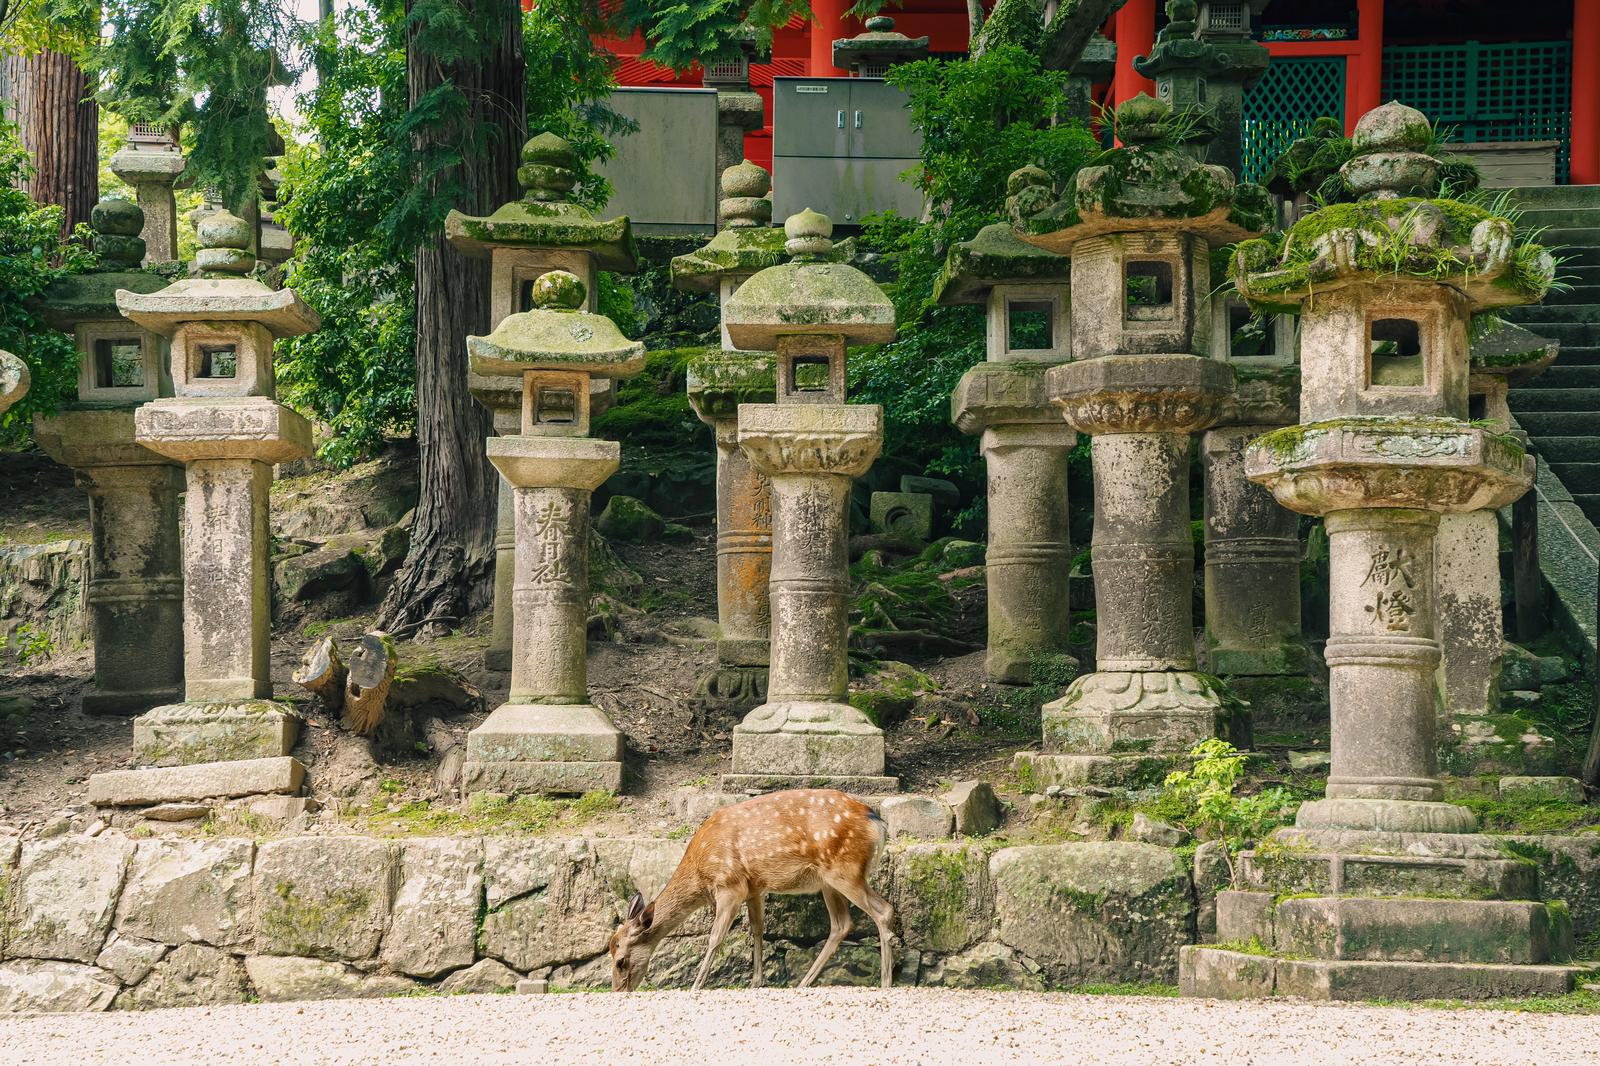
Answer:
670 162 787 710
120 208 318 767
0 350 28 415
1182 105 1576 1002
938 220 1076 684
721 209 897 792
1065 33 1117 124
1193 1 1270 175
1006 95 1271 788
701 27 769 180
459 270 646 797
32 198 185 714
447 132 639 672
110 124 186 266
1439 321 1559 770
832 16 928 78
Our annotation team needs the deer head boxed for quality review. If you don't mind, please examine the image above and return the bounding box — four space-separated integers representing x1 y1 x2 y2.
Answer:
609 892 658 991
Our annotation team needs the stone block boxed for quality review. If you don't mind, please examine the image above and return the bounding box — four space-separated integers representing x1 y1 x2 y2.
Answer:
720 773 901 795
253 837 397 961
1238 843 1537 902
88 756 305 806
869 492 933 541
1498 776 1585 804
667 788 744 827
244 955 416 1003
879 795 953 839
465 760 623 798
439 958 521 995
1129 812 1187 847
1502 836 1600 953
1273 895 1561 964
116 942 248 1009
11 836 135 964
132 701 300 766
1214 891 1275 947
115 838 255 949
729 728 887 779
941 780 1000 837
1012 751 1178 792
272 545 368 602
381 838 483 978
95 933 169 986
1271 957 1581 1002
0 960 119 1013
990 842 1191 984
1178 945 1276 1000
464 703 622 797
920 942 1043 990
479 838 616 972
890 844 991 955
516 978 549 994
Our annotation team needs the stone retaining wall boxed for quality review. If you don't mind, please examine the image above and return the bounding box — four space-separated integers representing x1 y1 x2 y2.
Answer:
0 833 1195 1012
0 540 87 656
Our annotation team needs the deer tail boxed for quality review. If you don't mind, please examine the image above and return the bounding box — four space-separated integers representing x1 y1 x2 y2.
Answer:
866 806 888 854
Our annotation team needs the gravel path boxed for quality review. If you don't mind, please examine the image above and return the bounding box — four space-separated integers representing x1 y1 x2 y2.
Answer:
0 988 1590 1066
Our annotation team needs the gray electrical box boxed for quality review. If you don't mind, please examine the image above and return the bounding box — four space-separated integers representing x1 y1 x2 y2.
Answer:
773 77 924 225
596 87 718 234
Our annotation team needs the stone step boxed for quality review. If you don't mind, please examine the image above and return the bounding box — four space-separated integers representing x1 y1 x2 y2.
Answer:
1011 751 1178 792
1505 321 1600 345
1515 343 1600 365
1235 846 1538 901
1516 210 1600 231
1530 436 1600 463
1548 462 1600 493
1222 894 1570 966
1512 303 1600 324
1572 493 1600 525
1508 410 1600 436
1522 363 1600 388
87 756 305 807
1508 184 1600 207
1507 386 1600 412
1180 946 1585 1002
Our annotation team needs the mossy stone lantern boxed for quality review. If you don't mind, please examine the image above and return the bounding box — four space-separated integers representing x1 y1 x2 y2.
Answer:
460 271 646 798
1007 95 1272 790
447 131 639 672
110 124 186 266
33 198 185 714
0 350 27 415
832 16 928 78
1182 104 1577 1003
721 210 898 792
671 162 788 711
121 208 318 769
938 220 1076 684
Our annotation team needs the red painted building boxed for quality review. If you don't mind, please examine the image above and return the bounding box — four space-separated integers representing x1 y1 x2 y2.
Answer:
596 0 1600 185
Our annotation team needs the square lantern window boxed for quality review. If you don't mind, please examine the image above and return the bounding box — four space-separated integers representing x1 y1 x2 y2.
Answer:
76 323 161 404
1006 300 1054 353
95 337 145 388
776 335 846 404
522 369 592 436
990 285 1069 362
1226 301 1282 361
1468 392 1488 422
172 322 272 397
1125 261 1176 323
1368 318 1425 389
199 345 238 379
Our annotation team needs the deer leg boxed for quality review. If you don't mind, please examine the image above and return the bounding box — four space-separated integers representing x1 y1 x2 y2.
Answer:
747 893 765 989
826 877 898 989
796 887 853 989
691 889 742 991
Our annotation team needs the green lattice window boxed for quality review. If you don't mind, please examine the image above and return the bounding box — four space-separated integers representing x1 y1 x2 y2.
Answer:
1382 40 1572 182
1240 56 1346 184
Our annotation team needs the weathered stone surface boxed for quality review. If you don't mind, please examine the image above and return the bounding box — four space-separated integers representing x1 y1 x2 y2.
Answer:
920 942 1043 991
891 844 991 955
1129 812 1188 847
272 545 368 602
254 838 396 960
942 780 1000 837
244 955 416 1003
1192 840 1232 942
479 839 616 971
95 932 169 986
1498 776 1585 803
116 838 254 949
381 838 483 978
1273 896 1560 965
88 756 305 806
0 960 118 1013
132 700 300 766
991 842 1191 983
878 795 953 840
11 836 135 963
438 958 521 995
116 942 249 1009
1181 946 1582 1002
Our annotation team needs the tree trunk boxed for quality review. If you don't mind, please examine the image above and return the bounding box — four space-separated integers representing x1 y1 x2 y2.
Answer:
3 48 98 238
382 0 526 636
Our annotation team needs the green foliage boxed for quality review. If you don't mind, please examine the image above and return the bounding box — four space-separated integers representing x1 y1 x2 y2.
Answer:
591 347 712 481
0 119 90 443
1160 739 1298 879
850 46 1099 478
614 0 885 72
8 624 55 667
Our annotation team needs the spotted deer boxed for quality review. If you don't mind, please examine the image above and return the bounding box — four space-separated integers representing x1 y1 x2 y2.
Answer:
608 788 896 991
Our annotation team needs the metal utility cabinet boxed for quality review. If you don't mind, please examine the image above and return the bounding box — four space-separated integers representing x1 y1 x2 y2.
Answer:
773 77 924 224
596 87 719 233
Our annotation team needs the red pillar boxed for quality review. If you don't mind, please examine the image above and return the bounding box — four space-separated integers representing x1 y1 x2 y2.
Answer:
809 0 849 76
1347 0 1385 133
1112 0 1156 105
1573 0 1600 185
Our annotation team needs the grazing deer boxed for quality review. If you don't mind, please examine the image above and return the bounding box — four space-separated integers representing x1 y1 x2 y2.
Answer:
608 788 896 991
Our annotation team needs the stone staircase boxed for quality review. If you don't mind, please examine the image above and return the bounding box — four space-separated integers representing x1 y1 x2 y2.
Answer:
1506 185 1600 524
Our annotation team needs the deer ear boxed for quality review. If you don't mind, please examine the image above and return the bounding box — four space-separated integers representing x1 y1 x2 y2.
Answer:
640 903 655 930
626 892 646 921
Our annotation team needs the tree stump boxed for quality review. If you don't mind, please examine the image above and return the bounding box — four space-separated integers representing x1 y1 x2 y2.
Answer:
292 637 346 713
343 631 397 736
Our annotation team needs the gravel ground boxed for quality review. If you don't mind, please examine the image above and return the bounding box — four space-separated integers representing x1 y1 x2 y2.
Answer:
0 988 1591 1066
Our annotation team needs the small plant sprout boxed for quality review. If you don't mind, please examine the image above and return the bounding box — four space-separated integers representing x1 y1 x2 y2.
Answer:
1159 738 1298 881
